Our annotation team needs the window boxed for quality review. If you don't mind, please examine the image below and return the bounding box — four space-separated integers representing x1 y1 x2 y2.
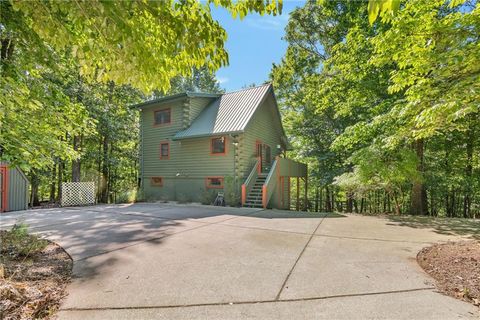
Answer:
211 136 226 155
206 177 224 189
151 177 163 187
160 142 169 159
154 108 171 125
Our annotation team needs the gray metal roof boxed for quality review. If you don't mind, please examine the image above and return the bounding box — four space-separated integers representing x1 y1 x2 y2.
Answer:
174 83 272 140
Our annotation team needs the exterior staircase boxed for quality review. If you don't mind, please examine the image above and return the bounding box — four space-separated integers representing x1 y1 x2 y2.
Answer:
244 173 267 208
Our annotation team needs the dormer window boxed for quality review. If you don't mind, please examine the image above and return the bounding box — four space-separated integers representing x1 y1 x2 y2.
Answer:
154 108 171 126
211 136 226 155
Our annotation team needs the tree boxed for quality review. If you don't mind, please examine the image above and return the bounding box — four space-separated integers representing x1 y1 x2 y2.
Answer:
7 0 282 92
272 0 479 217
271 0 373 211
153 66 224 98
1 0 281 171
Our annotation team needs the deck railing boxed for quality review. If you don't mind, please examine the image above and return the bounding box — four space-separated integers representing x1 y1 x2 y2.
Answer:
262 156 307 209
262 159 279 208
241 158 259 205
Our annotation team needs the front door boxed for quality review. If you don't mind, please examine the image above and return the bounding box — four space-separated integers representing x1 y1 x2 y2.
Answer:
256 141 263 172
265 145 271 165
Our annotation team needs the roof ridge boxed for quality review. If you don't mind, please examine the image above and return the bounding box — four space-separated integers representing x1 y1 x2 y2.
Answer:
223 82 271 95
173 83 273 140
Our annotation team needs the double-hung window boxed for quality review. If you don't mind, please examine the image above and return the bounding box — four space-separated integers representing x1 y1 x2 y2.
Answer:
154 108 171 126
211 136 226 155
160 142 169 159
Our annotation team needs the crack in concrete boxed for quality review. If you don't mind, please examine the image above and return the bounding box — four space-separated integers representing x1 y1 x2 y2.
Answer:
59 287 435 312
274 213 329 301
313 233 436 244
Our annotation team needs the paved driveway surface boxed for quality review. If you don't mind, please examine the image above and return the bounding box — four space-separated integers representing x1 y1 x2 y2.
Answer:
1 204 478 319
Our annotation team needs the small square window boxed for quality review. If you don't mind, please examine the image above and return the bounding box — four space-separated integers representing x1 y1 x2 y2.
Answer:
154 108 171 125
160 142 169 159
211 137 226 155
151 177 163 187
206 177 224 189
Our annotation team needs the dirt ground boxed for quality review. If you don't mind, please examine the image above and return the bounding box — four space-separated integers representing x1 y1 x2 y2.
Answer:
418 241 480 307
0 234 73 320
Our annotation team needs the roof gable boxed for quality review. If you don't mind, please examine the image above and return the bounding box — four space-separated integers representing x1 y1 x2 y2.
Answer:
174 84 273 140
131 92 221 109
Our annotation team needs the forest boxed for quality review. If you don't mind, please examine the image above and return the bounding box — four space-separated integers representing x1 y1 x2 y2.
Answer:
272 0 479 218
1 0 478 218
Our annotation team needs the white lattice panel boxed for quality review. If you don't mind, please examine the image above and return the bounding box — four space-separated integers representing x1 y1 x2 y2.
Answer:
61 182 96 207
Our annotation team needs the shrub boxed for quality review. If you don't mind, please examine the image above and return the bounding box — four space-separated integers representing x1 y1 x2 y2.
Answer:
224 175 240 207
176 193 191 204
200 189 216 205
135 189 145 202
115 189 138 204
1 223 48 258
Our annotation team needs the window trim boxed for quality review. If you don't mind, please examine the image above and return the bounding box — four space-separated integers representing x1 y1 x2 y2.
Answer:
210 136 227 156
150 176 163 187
205 177 224 189
159 141 170 160
153 108 172 127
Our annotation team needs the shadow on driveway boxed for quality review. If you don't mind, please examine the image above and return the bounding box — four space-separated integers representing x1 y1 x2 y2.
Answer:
387 215 480 240
2 204 345 282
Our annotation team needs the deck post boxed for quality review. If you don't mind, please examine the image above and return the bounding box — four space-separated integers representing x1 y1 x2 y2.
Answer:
241 184 246 206
296 177 300 211
304 175 308 211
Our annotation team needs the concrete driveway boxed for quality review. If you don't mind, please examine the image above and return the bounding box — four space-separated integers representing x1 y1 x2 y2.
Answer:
1 203 478 319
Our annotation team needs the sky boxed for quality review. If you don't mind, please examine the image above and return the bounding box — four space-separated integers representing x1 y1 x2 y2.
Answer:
210 1 304 92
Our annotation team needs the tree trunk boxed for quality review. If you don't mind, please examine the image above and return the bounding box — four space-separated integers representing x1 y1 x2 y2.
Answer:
330 189 335 212
30 172 40 207
56 159 63 203
319 187 323 211
49 162 57 202
325 186 332 212
450 190 456 218
100 135 109 203
463 117 475 218
72 135 81 182
315 187 319 212
393 191 401 215
346 191 353 213
411 139 428 215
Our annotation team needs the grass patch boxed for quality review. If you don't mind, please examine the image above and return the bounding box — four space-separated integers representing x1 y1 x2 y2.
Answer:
1 223 48 258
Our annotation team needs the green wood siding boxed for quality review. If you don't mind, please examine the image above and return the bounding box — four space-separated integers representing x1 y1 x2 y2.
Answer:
139 92 290 206
238 94 285 180
188 97 214 127
140 98 235 202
